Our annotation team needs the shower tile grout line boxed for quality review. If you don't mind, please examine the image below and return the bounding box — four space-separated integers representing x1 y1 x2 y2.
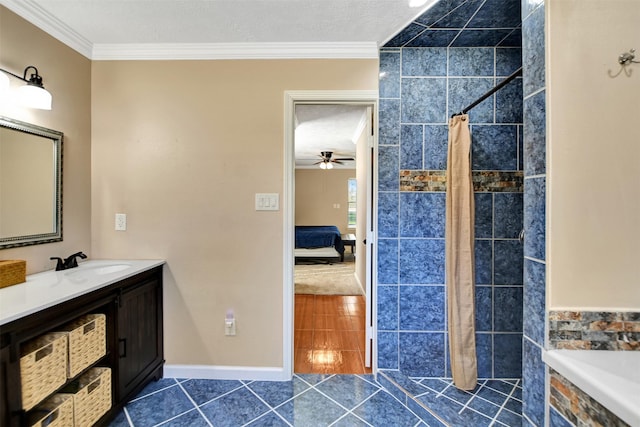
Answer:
487 379 521 426
457 379 487 413
408 377 523 426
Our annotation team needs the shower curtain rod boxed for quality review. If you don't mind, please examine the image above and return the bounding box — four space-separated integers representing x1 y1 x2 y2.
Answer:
451 66 523 118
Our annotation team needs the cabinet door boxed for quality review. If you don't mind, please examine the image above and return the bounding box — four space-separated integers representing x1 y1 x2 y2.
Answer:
117 276 163 400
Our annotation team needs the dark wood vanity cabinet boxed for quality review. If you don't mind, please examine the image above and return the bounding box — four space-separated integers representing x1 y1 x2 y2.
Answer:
0 266 164 427
116 273 163 400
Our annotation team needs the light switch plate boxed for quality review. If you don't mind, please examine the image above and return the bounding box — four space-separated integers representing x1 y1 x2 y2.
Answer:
115 213 127 231
255 193 279 211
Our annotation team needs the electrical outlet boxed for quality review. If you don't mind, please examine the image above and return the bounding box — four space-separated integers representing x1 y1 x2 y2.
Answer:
115 213 127 231
225 318 236 336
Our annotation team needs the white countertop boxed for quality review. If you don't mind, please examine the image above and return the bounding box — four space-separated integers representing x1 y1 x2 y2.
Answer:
0 259 165 326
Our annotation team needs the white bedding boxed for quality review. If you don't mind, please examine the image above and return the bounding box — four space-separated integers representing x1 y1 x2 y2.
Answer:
294 247 341 258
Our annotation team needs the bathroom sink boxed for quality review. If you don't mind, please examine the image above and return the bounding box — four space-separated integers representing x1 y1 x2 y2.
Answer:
91 264 132 275
66 263 132 276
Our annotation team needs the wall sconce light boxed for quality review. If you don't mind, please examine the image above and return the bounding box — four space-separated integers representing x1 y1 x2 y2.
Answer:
0 66 52 110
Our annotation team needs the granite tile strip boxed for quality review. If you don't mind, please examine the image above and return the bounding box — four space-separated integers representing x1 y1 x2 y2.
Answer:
549 369 630 427
548 311 640 350
400 170 523 192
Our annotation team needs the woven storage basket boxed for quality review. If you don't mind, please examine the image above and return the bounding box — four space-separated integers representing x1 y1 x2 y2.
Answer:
58 314 106 378
27 394 73 427
60 367 111 427
0 260 26 288
20 333 68 411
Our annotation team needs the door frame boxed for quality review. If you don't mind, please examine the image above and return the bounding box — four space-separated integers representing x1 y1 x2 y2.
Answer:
283 90 379 378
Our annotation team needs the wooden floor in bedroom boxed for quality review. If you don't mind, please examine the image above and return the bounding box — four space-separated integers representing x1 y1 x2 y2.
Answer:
294 294 372 374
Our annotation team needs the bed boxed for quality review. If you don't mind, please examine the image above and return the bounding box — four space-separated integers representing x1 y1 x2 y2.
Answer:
294 225 345 262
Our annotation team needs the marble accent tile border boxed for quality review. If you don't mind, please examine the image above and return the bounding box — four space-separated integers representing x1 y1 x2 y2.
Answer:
400 170 524 192
549 369 630 427
548 311 640 350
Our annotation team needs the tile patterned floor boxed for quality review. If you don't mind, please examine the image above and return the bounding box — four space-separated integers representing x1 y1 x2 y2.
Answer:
294 294 371 374
408 377 523 427
108 374 428 427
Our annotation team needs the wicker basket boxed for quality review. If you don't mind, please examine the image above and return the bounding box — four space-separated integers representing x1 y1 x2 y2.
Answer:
0 260 26 288
58 314 106 378
60 367 111 427
20 333 68 411
27 394 73 427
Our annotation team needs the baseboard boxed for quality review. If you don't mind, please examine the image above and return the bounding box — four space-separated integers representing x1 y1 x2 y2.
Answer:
354 273 366 295
163 364 291 381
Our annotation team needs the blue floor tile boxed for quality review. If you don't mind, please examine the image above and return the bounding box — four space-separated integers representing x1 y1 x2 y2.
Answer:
467 396 500 418
160 408 210 427
125 385 195 427
180 378 243 406
246 376 310 407
352 390 421 426
276 388 347 426
315 375 381 409
409 378 522 427
245 411 291 426
496 407 523 426
108 410 130 427
199 386 270 427
110 375 522 427
332 413 372 426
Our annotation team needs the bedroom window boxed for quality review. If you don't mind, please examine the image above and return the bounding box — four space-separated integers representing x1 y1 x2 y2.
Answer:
348 178 357 228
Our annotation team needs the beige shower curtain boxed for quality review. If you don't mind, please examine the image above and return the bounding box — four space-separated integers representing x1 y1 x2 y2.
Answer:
446 114 477 390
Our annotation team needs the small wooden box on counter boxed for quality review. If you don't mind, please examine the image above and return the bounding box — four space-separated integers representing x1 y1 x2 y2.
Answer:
0 260 26 288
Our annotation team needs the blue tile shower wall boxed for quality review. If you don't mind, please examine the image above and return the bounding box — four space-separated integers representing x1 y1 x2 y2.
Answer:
377 45 524 379
521 0 547 426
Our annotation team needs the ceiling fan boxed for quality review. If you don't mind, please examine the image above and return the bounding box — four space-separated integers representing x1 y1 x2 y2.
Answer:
314 151 354 169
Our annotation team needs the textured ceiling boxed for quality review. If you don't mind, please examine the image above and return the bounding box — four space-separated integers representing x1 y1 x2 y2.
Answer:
1 0 441 56
2 0 522 170
294 105 368 169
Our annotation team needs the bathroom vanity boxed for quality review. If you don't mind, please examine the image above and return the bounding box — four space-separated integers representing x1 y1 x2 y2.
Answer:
0 260 165 427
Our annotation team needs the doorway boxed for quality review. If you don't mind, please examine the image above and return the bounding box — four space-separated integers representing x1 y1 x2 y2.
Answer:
283 91 378 377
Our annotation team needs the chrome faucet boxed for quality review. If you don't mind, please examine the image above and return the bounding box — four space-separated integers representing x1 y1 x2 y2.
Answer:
50 251 87 271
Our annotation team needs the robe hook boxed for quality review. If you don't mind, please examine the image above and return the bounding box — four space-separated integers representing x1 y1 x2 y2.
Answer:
609 48 638 78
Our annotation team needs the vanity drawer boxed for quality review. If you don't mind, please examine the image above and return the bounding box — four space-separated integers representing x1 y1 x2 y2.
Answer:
27 394 73 427
20 333 68 411
58 314 106 378
59 367 112 427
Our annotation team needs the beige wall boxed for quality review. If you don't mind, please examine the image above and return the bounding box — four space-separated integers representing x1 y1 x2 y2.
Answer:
0 7 92 273
547 0 640 309
295 169 354 233
91 59 378 367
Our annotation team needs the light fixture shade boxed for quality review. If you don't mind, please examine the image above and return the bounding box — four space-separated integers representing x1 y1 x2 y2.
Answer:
319 162 327 169
17 84 52 110
326 162 334 169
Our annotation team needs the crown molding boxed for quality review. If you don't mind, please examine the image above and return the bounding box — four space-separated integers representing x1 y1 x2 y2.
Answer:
1 0 93 58
91 42 380 60
2 1 380 60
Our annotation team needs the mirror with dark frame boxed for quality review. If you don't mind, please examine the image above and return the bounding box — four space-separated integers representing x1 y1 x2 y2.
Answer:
0 116 63 248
